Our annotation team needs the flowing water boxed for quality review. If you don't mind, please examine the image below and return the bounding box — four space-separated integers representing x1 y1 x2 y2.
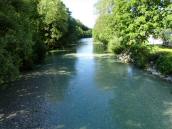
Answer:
0 38 172 129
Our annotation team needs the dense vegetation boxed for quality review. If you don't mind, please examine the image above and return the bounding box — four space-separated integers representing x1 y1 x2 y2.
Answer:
0 0 91 84
94 0 172 75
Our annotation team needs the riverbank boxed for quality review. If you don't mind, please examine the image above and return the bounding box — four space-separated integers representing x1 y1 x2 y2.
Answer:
116 46 172 83
147 67 172 82
1 38 172 129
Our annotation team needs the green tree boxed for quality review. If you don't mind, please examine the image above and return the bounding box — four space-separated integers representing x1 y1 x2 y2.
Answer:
38 0 69 49
0 0 46 83
0 0 91 84
94 0 172 67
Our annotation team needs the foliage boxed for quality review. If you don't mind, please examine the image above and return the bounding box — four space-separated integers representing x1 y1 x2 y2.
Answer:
156 52 172 75
107 36 123 54
0 0 43 83
38 0 91 49
57 18 92 48
93 14 114 45
94 0 172 74
161 29 172 46
38 0 69 49
130 44 152 68
0 0 91 84
74 20 92 39
150 46 172 75
95 0 114 15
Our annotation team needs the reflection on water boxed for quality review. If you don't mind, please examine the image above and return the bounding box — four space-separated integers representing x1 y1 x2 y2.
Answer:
0 38 172 129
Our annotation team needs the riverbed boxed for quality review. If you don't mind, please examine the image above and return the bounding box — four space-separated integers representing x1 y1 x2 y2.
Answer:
0 38 172 129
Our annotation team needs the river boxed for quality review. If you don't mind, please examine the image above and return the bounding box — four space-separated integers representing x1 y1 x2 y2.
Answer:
0 38 172 129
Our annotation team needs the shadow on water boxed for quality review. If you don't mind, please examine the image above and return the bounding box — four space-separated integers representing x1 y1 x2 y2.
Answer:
0 38 172 129
0 50 78 129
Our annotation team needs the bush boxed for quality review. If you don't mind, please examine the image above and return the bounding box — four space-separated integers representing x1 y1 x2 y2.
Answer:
0 45 19 84
156 52 172 75
130 44 152 68
33 39 47 64
108 36 124 54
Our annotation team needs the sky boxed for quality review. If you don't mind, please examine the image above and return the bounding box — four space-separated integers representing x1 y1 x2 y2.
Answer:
62 0 98 28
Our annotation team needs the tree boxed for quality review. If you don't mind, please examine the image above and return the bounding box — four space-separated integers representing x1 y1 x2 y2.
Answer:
38 0 69 49
0 0 92 84
94 0 172 67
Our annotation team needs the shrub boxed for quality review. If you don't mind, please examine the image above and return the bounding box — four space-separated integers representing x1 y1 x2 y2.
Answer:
156 52 172 75
130 44 152 68
108 36 124 54
33 38 47 64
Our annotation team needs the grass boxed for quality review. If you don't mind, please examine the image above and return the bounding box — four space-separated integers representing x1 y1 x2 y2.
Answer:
152 46 172 54
153 45 172 53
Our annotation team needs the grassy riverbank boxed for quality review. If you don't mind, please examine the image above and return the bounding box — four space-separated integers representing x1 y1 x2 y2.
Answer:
128 45 172 75
93 0 172 77
151 46 172 75
114 45 172 76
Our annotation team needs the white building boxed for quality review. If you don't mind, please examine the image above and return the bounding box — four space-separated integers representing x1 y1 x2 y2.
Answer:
148 35 163 45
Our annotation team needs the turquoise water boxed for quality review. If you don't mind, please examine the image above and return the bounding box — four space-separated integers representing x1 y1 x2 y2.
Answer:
0 38 172 129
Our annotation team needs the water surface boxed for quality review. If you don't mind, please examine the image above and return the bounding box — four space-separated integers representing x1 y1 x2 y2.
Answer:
0 38 172 129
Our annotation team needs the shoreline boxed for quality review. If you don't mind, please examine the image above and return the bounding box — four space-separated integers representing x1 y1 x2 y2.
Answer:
116 53 172 83
147 67 172 83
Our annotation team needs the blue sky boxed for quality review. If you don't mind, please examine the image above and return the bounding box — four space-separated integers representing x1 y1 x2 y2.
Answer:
62 0 98 28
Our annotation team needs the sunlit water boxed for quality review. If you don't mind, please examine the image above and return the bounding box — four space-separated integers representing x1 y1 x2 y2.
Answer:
0 38 172 129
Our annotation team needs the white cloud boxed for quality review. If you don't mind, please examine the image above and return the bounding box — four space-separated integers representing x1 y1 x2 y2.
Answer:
62 0 98 28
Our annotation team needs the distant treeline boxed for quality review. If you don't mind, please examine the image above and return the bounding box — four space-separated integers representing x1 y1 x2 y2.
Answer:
0 0 92 84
